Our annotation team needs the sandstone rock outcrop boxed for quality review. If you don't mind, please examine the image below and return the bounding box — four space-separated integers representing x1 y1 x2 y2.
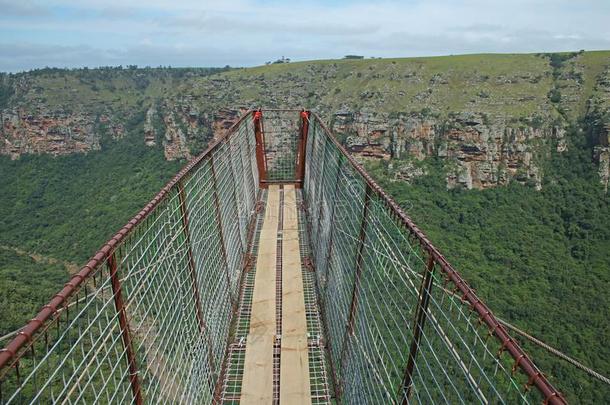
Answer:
332 111 565 190
162 112 191 161
594 126 610 192
144 107 157 146
1 109 100 159
595 146 609 192
212 107 248 139
1 52 609 191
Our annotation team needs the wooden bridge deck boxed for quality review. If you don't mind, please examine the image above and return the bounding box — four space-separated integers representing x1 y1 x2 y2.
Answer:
240 185 312 404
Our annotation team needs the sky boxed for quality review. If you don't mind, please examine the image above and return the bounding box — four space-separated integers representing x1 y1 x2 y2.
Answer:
0 0 609 72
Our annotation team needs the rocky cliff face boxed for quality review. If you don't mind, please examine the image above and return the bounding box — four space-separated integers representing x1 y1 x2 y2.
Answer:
0 103 242 163
162 111 191 161
1 109 99 159
212 107 248 138
143 106 157 147
589 65 610 192
0 100 599 191
1 53 609 191
594 127 610 192
332 111 566 190
0 105 129 159
596 146 610 192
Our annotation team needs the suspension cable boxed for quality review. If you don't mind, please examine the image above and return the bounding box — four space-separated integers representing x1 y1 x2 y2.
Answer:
498 319 610 386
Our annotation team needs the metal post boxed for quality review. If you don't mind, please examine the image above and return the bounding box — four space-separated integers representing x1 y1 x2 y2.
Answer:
253 110 267 188
346 185 372 335
338 184 372 396
177 180 217 386
321 156 344 292
400 253 436 404
178 181 207 334
314 134 330 243
108 253 143 405
226 136 246 254
210 154 237 309
244 119 254 184
295 110 310 188
316 157 346 403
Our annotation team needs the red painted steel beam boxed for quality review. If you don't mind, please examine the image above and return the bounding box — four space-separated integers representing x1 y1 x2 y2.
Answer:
178 181 207 335
400 254 435 404
210 153 237 310
338 184 373 397
309 112 567 405
0 110 254 374
109 253 143 405
346 184 372 337
177 180 217 384
295 110 310 188
321 156 345 292
260 179 303 185
253 109 268 188
225 136 247 257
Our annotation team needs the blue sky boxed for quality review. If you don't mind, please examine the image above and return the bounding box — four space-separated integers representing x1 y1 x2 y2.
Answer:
1 0 609 72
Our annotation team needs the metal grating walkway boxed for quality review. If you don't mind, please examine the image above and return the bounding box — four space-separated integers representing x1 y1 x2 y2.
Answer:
221 184 331 404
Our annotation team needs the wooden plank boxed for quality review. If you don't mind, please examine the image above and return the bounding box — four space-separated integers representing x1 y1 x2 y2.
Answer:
241 334 275 404
249 185 279 336
241 186 280 404
282 185 308 336
281 237 307 336
281 185 311 404
280 334 311 405
282 184 299 231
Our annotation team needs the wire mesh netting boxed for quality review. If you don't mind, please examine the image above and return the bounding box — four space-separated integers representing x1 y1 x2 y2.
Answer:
0 113 259 404
261 110 301 182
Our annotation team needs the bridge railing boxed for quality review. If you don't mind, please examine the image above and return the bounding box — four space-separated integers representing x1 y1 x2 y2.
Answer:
303 112 567 404
0 111 259 404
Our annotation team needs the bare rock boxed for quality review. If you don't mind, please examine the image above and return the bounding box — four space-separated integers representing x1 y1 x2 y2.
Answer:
332 109 557 190
162 112 191 161
144 106 157 146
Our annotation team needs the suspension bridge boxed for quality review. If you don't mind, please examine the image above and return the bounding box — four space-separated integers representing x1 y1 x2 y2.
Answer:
0 109 568 404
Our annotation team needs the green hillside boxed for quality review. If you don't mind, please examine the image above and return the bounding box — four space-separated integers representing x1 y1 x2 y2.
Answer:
1 52 609 402
4 51 609 120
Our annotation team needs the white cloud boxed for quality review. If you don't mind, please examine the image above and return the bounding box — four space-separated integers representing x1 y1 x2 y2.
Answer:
1 0 609 71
